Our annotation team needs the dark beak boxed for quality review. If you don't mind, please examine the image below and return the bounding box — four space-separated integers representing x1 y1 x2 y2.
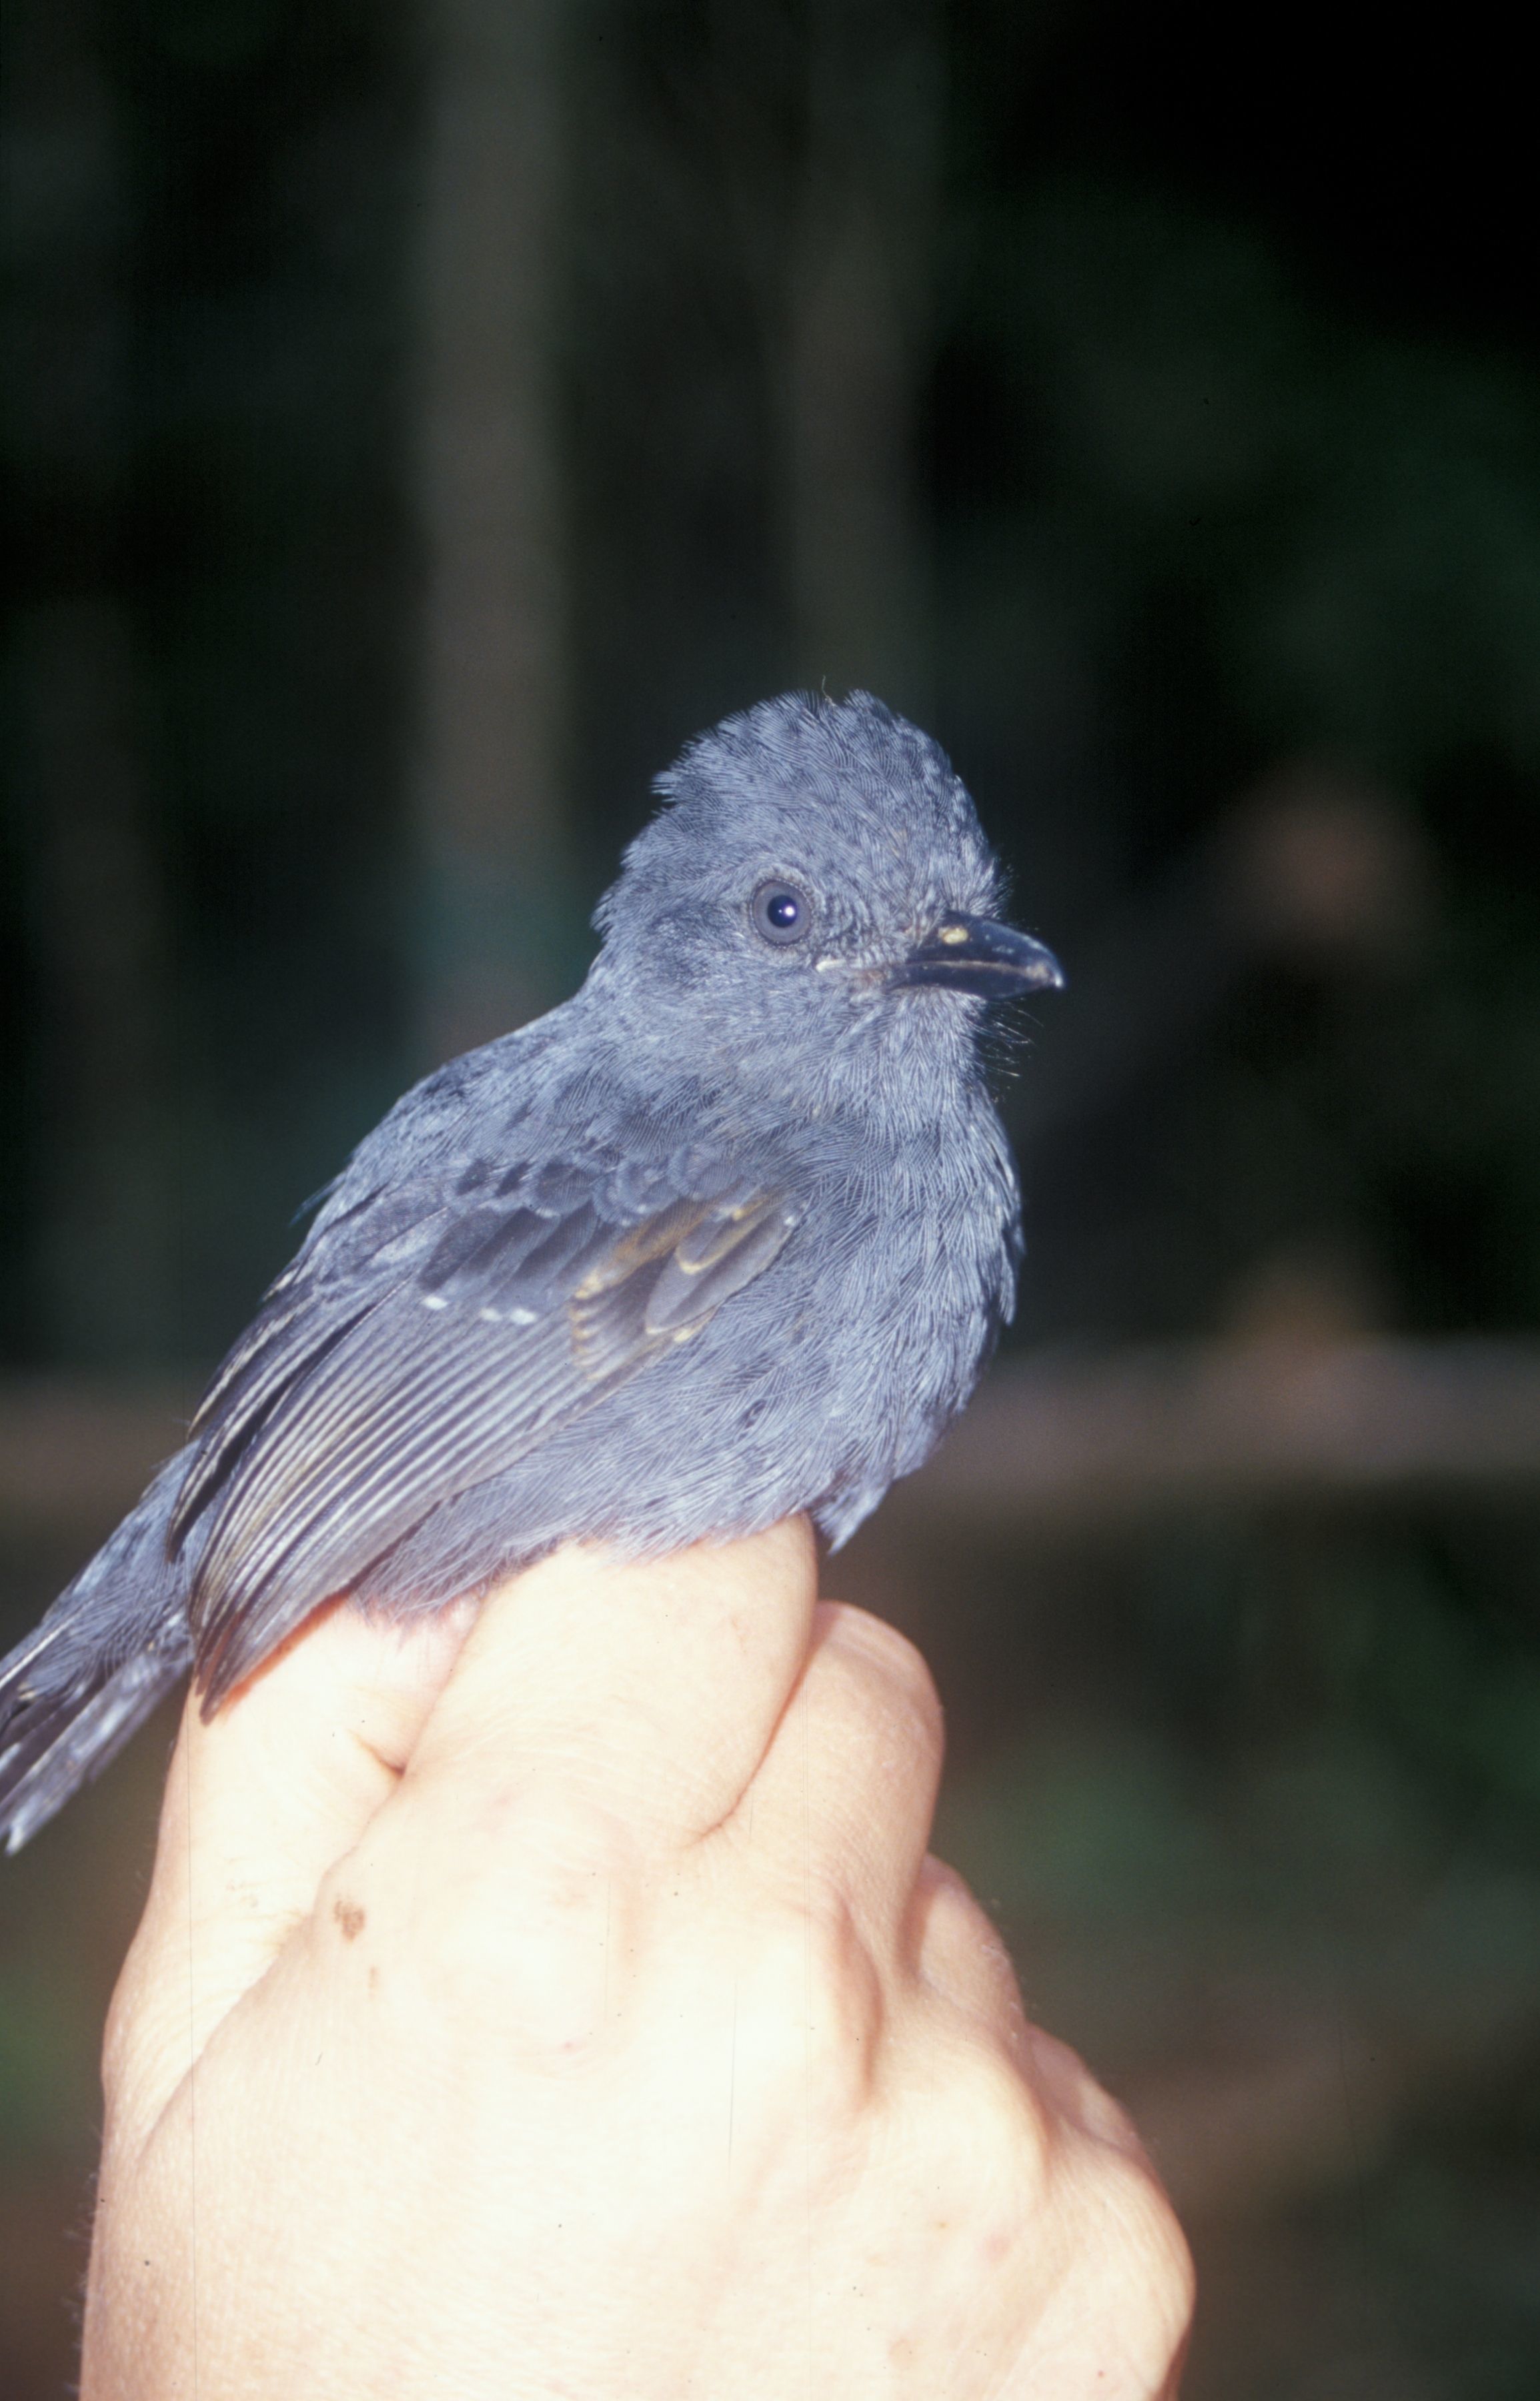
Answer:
890 912 1065 1000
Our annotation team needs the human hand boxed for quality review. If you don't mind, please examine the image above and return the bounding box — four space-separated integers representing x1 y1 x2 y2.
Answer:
83 1521 1192 2398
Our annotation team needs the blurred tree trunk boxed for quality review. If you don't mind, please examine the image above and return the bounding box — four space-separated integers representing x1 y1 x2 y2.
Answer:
1 0 174 1366
412 0 576 1068
778 0 942 714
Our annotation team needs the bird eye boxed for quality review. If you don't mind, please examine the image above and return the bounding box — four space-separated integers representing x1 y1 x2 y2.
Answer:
750 880 813 946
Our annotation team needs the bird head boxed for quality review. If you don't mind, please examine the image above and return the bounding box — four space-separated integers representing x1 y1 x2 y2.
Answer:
589 691 1062 1104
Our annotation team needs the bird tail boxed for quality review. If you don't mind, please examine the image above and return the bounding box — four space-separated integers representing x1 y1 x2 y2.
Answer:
0 1454 195 1855
0 1645 187 1855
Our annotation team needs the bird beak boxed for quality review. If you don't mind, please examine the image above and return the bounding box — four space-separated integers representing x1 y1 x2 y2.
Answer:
890 913 1065 1000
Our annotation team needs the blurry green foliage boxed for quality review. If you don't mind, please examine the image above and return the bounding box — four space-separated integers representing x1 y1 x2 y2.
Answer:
0 1973 89 2164
953 181 1540 783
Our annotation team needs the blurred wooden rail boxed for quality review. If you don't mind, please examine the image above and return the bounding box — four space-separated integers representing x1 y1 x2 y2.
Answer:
5 1340 1540 1541
898 1337 1540 1528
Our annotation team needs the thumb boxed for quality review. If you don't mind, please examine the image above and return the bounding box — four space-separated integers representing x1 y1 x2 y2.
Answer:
105 1595 472 2141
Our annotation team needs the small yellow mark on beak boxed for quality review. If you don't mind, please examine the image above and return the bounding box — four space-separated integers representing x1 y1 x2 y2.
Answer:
938 922 970 946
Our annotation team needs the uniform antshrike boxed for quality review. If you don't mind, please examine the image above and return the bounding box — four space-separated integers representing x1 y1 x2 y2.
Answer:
0 692 1062 1851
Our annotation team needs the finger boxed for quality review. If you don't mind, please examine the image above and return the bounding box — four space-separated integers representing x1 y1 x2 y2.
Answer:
914 1899 1152 2163
399 1519 819 1854
907 1855 1028 2041
717 1601 944 1941
106 1597 472 2137
1019 2022 1152 2159
906 1862 1150 2156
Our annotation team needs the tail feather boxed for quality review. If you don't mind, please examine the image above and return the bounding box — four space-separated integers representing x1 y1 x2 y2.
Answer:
0 1647 187 1854
0 1449 195 1853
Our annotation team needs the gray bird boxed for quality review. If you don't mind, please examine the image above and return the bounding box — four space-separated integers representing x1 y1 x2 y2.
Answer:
0 691 1061 1851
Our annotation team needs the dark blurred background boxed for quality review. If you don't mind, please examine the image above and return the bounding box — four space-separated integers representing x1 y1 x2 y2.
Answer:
5 0 1540 2390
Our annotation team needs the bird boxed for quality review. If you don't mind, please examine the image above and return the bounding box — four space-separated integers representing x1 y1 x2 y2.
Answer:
0 690 1062 1853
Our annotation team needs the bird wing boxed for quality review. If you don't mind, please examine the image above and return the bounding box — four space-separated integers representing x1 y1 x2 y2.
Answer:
175 1158 797 1708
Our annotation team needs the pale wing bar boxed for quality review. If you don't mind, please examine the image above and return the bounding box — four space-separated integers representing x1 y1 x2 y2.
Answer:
183 1180 797 1707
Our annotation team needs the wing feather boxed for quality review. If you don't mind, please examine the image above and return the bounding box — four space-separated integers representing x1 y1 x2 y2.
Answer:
642 1196 793 1334
183 1160 798 1707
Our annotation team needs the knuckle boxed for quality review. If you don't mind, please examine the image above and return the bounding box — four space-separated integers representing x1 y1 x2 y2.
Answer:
1069 2146 1196 2381
914 1855 1019 1997
912 2050 1194 2381
738 1876 884 2112
820 1607 944 1763
1103 2150 1197 2331
945 2041 1058 2192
